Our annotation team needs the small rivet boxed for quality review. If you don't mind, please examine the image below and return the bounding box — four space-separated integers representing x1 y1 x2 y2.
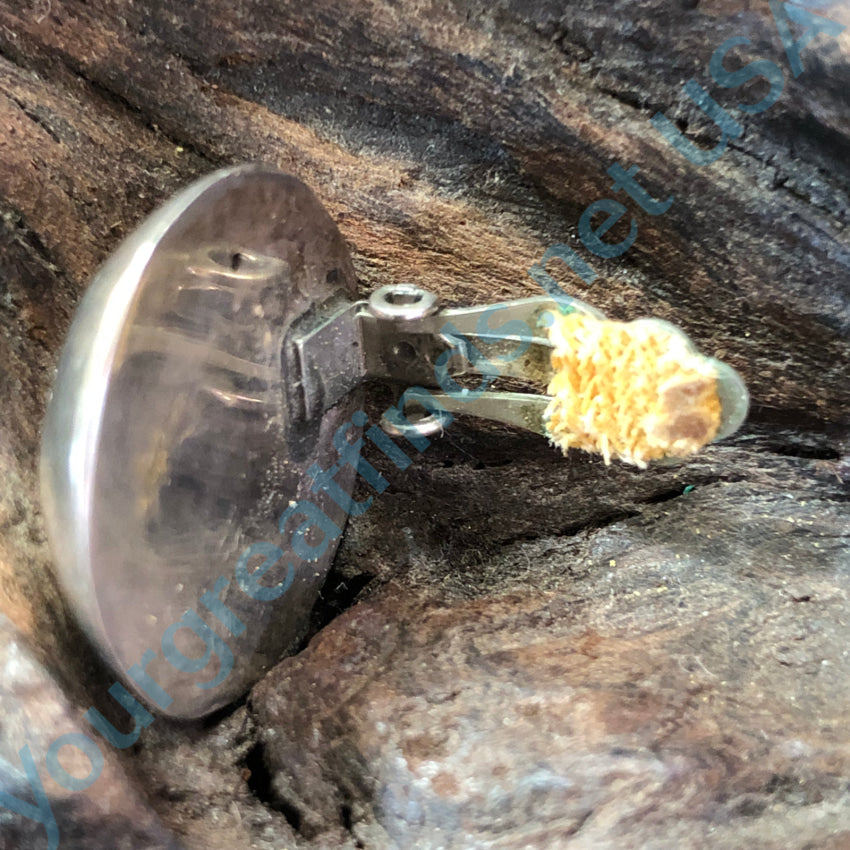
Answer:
368 284 440 320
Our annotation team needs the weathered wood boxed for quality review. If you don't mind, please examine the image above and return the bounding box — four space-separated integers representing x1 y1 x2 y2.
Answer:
0 0 848 848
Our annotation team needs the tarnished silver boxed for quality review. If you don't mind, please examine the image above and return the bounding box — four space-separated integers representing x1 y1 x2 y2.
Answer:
41 165 362 718
40 164 750 720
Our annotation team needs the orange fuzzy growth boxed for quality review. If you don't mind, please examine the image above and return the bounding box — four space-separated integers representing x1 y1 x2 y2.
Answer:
544 312 722 467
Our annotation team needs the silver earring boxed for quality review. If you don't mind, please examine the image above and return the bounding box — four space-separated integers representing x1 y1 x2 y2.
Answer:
40 163 748 718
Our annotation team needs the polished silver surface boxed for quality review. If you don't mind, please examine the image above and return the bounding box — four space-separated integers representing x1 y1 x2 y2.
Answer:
41 164 361 718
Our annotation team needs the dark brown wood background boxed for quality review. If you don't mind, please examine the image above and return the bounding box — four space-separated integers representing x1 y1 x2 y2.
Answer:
1 1 849 848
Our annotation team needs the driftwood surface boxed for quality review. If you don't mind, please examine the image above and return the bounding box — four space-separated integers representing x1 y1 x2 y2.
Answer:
0 0 849 848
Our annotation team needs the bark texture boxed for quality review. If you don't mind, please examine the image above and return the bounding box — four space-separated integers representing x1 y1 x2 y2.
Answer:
0 1 848 848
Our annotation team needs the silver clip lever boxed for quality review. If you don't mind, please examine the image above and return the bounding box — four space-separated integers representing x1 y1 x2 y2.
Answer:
291 284 590 437
292 283 748 445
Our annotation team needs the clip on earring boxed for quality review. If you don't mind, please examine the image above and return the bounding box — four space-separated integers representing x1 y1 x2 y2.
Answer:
40 164 749 718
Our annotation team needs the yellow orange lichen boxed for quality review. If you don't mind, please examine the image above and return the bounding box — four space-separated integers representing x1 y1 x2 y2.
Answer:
544 311 722 467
